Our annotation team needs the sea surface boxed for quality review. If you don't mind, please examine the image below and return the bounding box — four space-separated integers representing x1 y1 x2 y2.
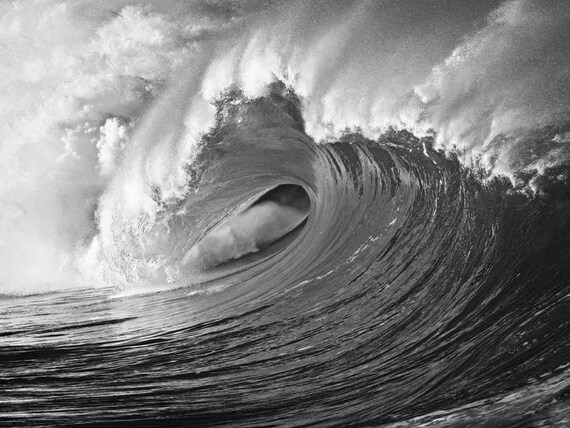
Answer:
1 1 569 426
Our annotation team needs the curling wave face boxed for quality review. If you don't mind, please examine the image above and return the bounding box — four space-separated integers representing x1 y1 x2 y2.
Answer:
0 0 569 426
2 83 569 426
1 0 569 293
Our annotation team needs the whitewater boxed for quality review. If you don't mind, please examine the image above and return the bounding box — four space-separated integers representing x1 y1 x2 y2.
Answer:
1 0 569 426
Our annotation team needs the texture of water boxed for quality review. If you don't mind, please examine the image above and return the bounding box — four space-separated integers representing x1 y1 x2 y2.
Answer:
1 1 569 426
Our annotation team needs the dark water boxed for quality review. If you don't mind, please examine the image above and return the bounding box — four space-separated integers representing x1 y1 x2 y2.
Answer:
1 86 569 426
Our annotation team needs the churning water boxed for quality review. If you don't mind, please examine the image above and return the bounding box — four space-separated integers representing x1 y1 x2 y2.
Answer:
1 1 569 426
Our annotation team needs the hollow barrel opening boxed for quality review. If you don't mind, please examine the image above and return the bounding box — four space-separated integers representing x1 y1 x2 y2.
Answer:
185 184 310 271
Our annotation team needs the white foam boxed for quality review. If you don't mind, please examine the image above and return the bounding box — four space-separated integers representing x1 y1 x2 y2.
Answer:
0 2 201 294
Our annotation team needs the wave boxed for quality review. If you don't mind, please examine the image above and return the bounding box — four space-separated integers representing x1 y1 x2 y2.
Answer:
1 0 569 294
0 1 569 425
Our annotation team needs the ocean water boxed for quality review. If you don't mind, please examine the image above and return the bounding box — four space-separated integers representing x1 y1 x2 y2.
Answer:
1 0 569 426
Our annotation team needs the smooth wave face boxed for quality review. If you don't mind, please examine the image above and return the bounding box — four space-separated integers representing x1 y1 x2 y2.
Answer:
1 0 569 426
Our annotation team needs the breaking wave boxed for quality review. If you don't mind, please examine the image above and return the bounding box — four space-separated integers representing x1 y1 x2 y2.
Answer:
0 0 569 426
